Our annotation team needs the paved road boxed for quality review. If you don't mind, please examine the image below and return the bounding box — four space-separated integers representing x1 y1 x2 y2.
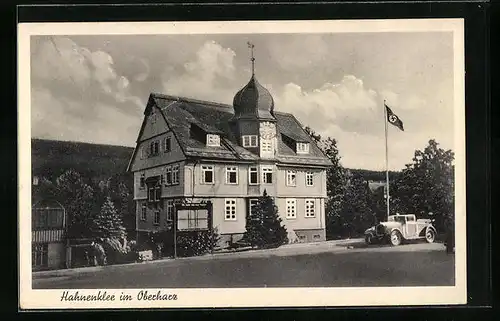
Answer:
33 241 454 289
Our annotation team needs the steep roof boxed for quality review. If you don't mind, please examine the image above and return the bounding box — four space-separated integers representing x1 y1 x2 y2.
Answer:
150 93 332 167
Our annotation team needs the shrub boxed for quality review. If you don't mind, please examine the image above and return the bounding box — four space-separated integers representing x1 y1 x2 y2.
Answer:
176 228 220 257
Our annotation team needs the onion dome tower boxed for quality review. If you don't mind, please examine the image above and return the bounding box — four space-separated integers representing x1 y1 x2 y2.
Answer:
231 42 277 159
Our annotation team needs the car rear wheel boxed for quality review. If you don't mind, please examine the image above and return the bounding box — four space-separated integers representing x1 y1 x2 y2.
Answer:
390 230 402 246
425 229 436 243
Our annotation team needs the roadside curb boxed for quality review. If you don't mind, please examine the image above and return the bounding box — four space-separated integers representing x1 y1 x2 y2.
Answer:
33 238 363 279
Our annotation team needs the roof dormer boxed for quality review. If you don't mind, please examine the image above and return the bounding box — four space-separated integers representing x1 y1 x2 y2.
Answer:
206 134 220 147
189 123 222 147
296 142 310 154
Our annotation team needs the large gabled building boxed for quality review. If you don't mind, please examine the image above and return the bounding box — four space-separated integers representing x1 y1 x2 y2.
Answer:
127 66 333 248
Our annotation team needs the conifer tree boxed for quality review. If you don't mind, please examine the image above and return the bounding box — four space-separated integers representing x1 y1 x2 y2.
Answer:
93 196 126 239
244 190 288 248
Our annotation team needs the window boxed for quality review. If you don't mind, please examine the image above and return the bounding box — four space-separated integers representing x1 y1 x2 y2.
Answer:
166 199 174 222
286 170 297 186
206 134 220 147
141 147 147 159
305 199 316 217
201 165 214 184
225 199 237 221
249 199 259 217
165 166 172 186
164 137 171 152
140 173 145 189
148 187 155 202
32 244 48 267
141 204 147 221
286 199 297 219
242 135 258 147
306 172 314 186
249 167 258 185
297 142 310 154
154 184 161 201
226 166 238 184
261 140 272 152
148 183 161 202
150 140 160 156
154 210 160 225
262 166 273 184
172 165 180 185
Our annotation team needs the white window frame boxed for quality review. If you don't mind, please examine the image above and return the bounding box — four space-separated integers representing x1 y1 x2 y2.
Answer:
306 171 314 187
153 209 160 225
249 199 259 216
297 142 310 154
225 198 237 221
286 198 297 219
172 164 180 185
141 204 147 221
164 137 171 153
261 140 272 152
248 166 259 185
305 199 316 218
206 134 220 147
261 166 273 184
242 135 258 147
166 199 174 222
165 166 172 186
225 166 238 185
286 170 297 187
201 165 215 184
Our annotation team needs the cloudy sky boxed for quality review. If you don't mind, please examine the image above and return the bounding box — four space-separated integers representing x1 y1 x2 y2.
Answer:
30 32 455 171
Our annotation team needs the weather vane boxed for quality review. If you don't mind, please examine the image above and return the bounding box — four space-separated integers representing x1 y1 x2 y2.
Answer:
247 41 255 75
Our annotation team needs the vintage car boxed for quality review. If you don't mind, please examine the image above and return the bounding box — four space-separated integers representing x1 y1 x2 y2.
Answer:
364 214 437 246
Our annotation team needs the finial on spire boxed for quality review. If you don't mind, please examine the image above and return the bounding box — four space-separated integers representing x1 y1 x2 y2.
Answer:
247 41 255 76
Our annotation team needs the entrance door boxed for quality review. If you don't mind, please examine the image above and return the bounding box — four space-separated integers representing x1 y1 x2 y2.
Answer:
32 243 48 269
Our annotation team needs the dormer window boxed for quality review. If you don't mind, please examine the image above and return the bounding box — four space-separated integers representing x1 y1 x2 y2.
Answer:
206 134 220 147
242 135 258 147
296 142 310 154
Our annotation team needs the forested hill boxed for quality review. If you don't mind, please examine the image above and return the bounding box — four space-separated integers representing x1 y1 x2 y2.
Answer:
31 139 134 181
31 139 397 182
349 168 401 182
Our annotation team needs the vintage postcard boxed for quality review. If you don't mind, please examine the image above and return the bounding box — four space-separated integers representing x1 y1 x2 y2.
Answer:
18 19 466 309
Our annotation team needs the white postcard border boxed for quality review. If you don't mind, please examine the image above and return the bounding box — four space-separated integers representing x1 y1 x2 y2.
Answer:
18 19 466 309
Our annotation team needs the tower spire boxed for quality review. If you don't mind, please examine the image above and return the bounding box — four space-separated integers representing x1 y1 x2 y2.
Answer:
247 41 255 76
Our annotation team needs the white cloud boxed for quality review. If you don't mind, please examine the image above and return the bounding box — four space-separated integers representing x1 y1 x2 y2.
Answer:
272 75 385 135
32 36 142 111
31 87 140 146
162 40 237 103
31 37 145 147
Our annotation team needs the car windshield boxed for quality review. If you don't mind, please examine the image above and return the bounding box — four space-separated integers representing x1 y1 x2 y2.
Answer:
390 216 405 223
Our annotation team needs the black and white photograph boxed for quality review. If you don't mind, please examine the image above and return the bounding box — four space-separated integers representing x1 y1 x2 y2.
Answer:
19 19 466 308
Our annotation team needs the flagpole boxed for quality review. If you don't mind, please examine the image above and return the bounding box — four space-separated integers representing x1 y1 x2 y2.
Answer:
383 100 390 221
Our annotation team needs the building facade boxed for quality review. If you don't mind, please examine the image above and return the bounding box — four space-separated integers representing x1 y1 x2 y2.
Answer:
31 197 68 270
127 71 332 248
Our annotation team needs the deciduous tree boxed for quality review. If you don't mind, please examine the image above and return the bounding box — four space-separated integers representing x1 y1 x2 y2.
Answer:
391 139 454 232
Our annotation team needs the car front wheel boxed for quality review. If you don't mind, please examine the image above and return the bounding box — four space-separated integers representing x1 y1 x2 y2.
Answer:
365 234 373 245
390 230 402 246
425 229 436 243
